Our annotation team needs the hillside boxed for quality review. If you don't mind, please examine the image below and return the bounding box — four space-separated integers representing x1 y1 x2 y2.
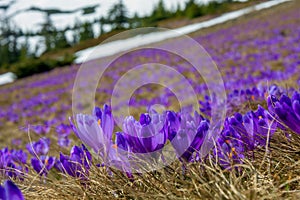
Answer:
0 0 299 199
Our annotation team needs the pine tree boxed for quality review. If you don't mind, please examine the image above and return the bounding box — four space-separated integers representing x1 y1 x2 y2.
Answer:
79 22 94 42
54 31 70 49
41 15 57 52
152 0 168 21
185 0 202 19
107 0 128 30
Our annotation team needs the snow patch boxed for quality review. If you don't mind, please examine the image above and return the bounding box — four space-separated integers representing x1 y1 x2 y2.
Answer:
0 72 17 86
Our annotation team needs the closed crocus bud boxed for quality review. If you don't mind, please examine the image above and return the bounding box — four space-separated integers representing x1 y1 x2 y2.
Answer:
0 180 24 200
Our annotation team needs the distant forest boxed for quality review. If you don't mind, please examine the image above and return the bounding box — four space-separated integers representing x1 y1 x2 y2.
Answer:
0 0 238 77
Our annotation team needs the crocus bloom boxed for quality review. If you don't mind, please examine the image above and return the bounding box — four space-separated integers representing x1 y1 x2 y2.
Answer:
229 106 277 149
0 180 24 200
0 148 28 179
26 137 50 156
228 112 255 150
214 125 245 169
166 109 208 162
56 124 71 147
251 105 277 146
72 105 113 158
119 112 167 154
32 122 51 135
268 91 300 134
31 156 55 176
58 144 92 178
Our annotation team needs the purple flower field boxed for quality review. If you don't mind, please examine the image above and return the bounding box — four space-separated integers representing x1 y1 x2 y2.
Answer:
0 1 300 199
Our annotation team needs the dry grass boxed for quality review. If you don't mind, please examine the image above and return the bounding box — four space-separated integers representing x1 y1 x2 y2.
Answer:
7 128 298 200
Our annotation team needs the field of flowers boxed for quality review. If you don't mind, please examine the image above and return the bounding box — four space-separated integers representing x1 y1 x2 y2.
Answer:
0 1 300 199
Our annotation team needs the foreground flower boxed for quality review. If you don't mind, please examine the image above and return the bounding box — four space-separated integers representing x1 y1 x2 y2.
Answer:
166 109 208 162
119 112 167 154
251 105 277 146
58 144 92 178
268 91 300 134
71 105 113 158
0 180 24 200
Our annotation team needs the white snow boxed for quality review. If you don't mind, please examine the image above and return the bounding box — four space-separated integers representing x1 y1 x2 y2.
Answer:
75 0 290 63
0 72 17 86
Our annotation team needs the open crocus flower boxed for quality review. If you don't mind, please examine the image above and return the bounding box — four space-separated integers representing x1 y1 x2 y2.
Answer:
166 109 208 162
32 122 51 135
268 91 300 134
71 105 113 159
31 156 55 176
0 180 24 200
71 105 134 173
119 112 167 154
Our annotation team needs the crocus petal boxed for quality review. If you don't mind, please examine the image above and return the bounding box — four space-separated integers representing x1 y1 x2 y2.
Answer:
293 100 300 120
3 180 24 200
76 114 106 153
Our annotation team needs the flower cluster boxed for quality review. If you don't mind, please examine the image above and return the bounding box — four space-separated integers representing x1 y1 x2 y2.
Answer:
0 148 28 179
70 90 299 174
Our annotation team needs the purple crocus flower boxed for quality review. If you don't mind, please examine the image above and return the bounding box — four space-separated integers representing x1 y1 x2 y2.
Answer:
0 180 24 200
11 149 27 165
0 148 28 179
268 91 300 134
56 124 71 147
167 109 208 162
32 122 51 135
57 137 71 148
119 112 167 154
71 105 113 157
56 124 71 137
31 156 56 176
26 137 50 156
251 105 277 146
214 125 245 169
228 112 255 150
229 106 277 149
58 144 92 178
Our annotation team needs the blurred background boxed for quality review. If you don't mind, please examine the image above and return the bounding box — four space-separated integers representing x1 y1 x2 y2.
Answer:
0 0 254 82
